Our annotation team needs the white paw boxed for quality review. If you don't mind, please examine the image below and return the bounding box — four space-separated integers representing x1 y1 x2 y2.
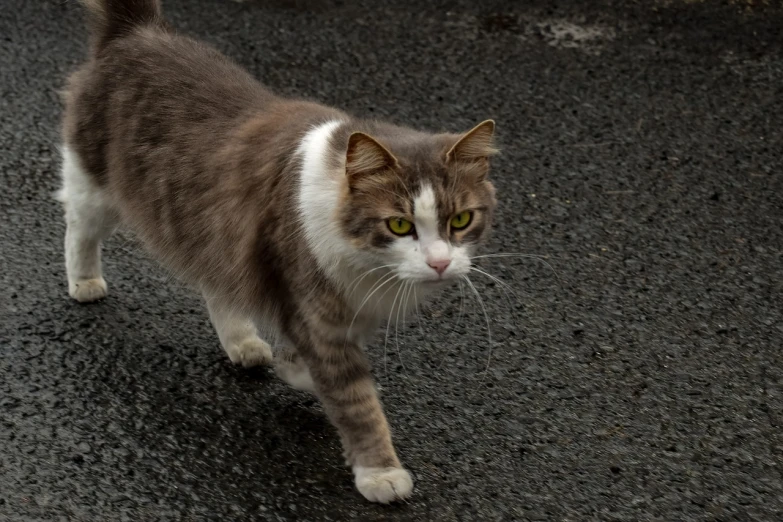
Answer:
68 277 108 303
225 337 273 368
354 466 414 504
275 359 316 393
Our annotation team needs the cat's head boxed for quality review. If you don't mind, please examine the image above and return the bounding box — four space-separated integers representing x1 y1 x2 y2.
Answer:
337 120 498 287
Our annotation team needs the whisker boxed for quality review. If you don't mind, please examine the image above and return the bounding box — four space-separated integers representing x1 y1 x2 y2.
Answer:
412 285 426 340
395 281 411 374
437 280 465 371
463 276 493 383
470 253 562 288
469 266 515 294
345 264 396 296
468 266 516 311
384 279 407 381
469 253 550 260
346 271 397 344
455 278 466 330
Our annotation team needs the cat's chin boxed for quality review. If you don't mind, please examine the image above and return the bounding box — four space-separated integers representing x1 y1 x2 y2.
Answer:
417 278 455 289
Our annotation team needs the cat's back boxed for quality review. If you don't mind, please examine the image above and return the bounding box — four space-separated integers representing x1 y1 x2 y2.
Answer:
60 20 345 305
63 25 280 182
75 24 273 105
105 26 273 108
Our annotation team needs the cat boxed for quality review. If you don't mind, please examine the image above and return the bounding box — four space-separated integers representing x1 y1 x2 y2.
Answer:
59 0 498 503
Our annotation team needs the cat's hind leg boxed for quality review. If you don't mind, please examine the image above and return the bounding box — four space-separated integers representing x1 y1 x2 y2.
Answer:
57 146 118 303
204 295 273 367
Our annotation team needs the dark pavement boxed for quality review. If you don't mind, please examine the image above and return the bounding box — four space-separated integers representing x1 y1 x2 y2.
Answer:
2 0 782 519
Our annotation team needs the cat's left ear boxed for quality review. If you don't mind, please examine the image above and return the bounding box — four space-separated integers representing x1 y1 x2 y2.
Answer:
345 132 398 182
446 120 499 163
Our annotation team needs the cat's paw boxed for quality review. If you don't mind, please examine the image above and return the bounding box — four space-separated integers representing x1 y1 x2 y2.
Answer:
225 337 273 367
275 357 315 393
354 466 414 504
68 277 108 303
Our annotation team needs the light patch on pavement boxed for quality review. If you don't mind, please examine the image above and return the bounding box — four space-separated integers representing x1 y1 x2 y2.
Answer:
477 13 616 54
536 21 616 52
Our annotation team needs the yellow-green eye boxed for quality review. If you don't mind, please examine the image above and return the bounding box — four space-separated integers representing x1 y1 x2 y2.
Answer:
388 217 414 235
450 211 472 230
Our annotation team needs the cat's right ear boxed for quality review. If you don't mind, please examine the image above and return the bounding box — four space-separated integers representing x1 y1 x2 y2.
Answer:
446 120 498 163
345 132 398 182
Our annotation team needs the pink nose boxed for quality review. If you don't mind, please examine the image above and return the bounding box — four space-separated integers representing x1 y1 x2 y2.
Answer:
427 259 451 275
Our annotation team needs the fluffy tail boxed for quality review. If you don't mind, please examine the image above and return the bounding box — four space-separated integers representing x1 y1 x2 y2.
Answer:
80 0 164 51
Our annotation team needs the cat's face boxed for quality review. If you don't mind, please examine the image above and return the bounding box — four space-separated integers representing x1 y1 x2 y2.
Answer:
338 121 497 286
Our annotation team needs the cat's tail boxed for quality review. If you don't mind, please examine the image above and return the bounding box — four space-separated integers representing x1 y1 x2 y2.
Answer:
80 0 164 52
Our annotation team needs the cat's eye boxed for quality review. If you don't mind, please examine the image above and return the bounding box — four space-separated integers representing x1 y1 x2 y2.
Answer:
388 217 414 236
450 211 472 230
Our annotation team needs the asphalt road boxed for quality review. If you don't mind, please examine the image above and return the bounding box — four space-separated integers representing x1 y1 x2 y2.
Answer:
2 0 782 520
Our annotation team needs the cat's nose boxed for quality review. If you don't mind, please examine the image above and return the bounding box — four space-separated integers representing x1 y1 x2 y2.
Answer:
427 259 451 275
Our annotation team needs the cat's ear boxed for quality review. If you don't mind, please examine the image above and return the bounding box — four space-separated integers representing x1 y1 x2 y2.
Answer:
446 120 498 162
345 132 398 180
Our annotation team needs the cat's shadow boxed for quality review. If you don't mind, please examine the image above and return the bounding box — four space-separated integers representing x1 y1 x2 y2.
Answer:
77 298 355 508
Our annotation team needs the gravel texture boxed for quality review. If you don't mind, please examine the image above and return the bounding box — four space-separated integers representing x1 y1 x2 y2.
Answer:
1 0 782 520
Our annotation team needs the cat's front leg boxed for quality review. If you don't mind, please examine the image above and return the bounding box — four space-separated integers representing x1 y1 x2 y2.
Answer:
296 326 413 503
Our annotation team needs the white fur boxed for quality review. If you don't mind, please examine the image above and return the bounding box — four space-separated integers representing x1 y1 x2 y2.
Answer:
297 120 348 276
275 356 316 393
57 146 118 302
353 466 414 504
297 121 401 335
413 184 438 226
398 184 449 280
393 184 471 283
413 185 447 261
204 295 273 367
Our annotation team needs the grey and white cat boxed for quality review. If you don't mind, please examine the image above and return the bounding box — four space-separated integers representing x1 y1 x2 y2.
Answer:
59 0 498 503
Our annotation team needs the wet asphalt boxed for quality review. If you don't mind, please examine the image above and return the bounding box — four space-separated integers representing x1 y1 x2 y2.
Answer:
1 0 782 520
